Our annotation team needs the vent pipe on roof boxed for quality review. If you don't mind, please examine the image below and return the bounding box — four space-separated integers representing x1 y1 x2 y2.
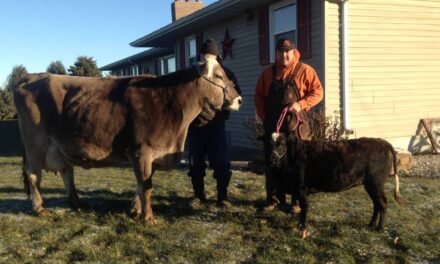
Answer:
171 0 205 22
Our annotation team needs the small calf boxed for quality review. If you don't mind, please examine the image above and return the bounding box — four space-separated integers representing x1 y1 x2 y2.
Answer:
270 133 404 231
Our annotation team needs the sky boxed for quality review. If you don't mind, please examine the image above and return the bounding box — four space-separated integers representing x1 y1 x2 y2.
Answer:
0 0 217 87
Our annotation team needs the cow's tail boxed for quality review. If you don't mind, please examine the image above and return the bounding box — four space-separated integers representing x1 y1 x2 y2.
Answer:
21 148 30 199
386 140 405 206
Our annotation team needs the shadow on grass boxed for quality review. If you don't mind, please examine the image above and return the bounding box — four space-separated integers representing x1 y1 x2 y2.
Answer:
0 187 260 221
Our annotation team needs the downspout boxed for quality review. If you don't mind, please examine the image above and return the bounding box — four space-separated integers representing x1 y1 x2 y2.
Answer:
341 0 352 132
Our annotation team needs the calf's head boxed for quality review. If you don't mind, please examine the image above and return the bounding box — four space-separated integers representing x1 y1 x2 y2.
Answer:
269 132 288 168
196 55 242 111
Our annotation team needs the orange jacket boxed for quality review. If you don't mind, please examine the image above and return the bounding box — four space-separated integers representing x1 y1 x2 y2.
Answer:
254 49 323 121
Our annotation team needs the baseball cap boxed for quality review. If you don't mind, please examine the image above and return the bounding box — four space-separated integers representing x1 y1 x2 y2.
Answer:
276 38 296 52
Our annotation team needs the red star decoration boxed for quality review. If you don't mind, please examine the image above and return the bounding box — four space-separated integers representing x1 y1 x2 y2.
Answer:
221 28 235 59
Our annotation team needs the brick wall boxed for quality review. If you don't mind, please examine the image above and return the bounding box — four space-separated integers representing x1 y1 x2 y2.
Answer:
171 0 205 21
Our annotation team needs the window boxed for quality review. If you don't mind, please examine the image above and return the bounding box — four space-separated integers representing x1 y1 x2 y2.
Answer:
269 0 296 62
185 35 197 67
159 55 176 75
130 65 139 76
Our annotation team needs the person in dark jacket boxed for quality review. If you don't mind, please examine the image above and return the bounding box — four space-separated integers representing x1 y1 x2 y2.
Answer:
187 37 241 208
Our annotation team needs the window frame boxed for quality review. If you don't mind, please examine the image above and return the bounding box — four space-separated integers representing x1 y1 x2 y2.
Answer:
159 55 176 75
185 34 197 67
268 0 296 63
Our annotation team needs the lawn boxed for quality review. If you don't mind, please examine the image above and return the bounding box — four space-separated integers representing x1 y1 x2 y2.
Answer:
0 156 439 263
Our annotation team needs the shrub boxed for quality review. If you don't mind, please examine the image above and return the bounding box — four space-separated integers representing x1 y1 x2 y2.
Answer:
245 109 348 146
0 89 16 120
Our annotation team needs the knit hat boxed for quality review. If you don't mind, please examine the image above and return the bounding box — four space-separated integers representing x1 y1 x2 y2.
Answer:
200 38 220 56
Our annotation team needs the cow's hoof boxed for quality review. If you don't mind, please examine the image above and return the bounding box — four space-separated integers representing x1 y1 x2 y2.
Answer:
368 223 377 230
262 201 279 212
143 217 157 225
37 208 51 217
149 218 157 225
131 204 141 215
69 201 82 210
69 201 84 211
130 211 142 222
291 205 301 214
300 229 310 240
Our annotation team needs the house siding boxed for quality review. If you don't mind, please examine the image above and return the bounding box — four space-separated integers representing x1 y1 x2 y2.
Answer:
324 1 342 116
325 0 440 152
202 10 263 150
201 0 324 150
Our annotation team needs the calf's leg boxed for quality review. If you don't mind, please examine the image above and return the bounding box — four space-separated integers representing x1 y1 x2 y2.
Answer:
365 182 387 230
296 189 308 230
377 189 388 230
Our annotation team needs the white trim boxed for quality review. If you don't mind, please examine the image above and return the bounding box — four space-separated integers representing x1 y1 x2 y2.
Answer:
342 0 351 131
130 65 139 76
269 0 296 63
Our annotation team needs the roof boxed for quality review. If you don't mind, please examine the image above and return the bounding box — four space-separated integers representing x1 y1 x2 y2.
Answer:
99 47 172 71
130 0 275 48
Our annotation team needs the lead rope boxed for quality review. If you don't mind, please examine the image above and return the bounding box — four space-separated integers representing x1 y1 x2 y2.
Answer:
276 106 289 134
275 106 304 141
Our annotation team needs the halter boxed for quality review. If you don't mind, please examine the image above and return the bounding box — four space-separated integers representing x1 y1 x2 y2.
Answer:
202 76 228 99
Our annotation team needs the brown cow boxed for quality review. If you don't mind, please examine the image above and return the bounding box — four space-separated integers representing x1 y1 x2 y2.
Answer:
13 56 242 224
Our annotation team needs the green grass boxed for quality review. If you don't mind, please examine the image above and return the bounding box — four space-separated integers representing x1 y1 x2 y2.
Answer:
0 156 439 263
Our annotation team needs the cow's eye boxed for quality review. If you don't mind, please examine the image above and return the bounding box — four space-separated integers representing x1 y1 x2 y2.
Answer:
214 73 224 80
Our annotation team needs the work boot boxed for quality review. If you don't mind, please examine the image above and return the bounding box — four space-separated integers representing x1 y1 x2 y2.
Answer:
189 197 209 210
190 176 209 209
216 172 232 208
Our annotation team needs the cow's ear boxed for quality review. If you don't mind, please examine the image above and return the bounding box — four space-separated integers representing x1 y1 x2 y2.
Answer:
195 61 207 76
199 55 218 79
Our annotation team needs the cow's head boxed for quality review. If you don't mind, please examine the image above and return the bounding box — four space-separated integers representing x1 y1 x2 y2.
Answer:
269 132 288 168
196 55 242 111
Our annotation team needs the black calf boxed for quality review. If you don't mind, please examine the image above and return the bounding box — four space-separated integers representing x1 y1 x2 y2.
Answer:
269 133 404 231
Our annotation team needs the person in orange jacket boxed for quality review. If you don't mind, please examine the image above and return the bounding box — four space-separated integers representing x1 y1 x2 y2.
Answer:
255 38 323 212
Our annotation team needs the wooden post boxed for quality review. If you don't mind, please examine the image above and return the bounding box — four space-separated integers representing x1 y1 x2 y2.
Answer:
421 119 439 154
